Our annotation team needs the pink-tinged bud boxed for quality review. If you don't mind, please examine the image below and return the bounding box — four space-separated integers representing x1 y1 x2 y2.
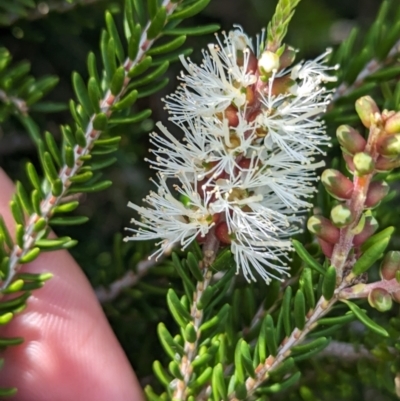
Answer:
336 125 366 155
365 181 389 208
368 287 392 312
215 222 232 245
330 204 353 228
377 134 400 157
353 215 378 246
307 215 340 244
258 50 280 74
279 46 297 69
343 153 355 173
321 169 354 200
318 238 334 258
224 105 239 127
353 152 375 175
355 96 380 128
375 155 400 172
380 251 400 281
385 111 400 134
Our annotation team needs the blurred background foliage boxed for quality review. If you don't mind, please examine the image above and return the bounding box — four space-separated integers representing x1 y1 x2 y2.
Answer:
1 0 398 399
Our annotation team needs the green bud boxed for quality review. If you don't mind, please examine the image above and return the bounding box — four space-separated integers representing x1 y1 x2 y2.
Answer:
377 134 400 157
368 288 392 312
384 111 400 134
380 251 400 281
355 96 380 128
307 215 340 244
336 125 366 155
330 204 353 227
353 152 375 175
322 169 354 200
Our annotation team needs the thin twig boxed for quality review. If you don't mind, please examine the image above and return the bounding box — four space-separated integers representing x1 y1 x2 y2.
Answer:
0 0 179 291
3 0 107 26
0 89 28 115
332 39 400 103
95 254 164 303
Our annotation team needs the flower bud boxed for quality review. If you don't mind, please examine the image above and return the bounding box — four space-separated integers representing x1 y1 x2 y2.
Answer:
384 111 400 134
353 152 375 175
375 155 400 172
215 221 232 244
270 76 295 95
377 134 400 157
365 181 389 208
318 238 334 258
336 125 366 155
279 46 297 69
258 50 280 74
330 204 353 228
380 251 400 281
307 215 340 244
224 105 239 127
355 96 380 128
353 215 378 246
321 169 354 200
368 287 392 312
343 153 355 173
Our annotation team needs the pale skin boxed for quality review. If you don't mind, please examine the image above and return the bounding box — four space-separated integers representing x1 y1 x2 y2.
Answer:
0 169 144 401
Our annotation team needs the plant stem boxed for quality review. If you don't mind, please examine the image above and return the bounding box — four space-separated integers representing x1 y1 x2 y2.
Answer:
0 0 178 291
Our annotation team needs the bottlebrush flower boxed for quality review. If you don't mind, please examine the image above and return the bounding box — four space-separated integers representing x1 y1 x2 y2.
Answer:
125 27 337 283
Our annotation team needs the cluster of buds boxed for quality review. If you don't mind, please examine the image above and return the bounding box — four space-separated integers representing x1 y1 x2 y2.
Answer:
125 27 337 283
308 96 397 265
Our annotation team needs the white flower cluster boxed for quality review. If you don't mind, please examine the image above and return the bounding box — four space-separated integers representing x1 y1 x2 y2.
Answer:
125 28 337 283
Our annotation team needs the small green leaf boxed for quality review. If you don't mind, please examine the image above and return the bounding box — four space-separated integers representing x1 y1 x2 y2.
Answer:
168 360 183 380
136 78 169 98
64 146 75 168
153 360 172 387
147 7 167 39
128 56 152 78
0 337 24 347
112 90 138 110
361 226 394 253
342 300 389 337
105 11 125 63
43 151 59 182
26 162 42 193
300 268 315 310
264 372 301 393
163 24 220 36
147 35 186 56
67 180 112 194
19 248 40 264
87 77 101 113
36 237 77 250
317 311 355 326
240 340 255 378
169 0 211 20
16 181 32 214
49 216 89 226
44 131 62 167
189 367 212 389
89 157 118 171
184 322 197 343
322 266 337 300
0 217 13 249
265 314 278 356
0 312 13 325
292 239 325 275
94 137 121 147
166 289 192 327
157 322 184 358
93 112 108 131
31 190 41 215
109 109 152 124
294 289 306 330
72 72 93 116
186 252 203 281
212 363 227 399
130 61 169 87
110 66 126 95
33 217 46 232
282 286 292 337
197 285 214 310
352 237 390 275
128 24 141 61
75 128 87 148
